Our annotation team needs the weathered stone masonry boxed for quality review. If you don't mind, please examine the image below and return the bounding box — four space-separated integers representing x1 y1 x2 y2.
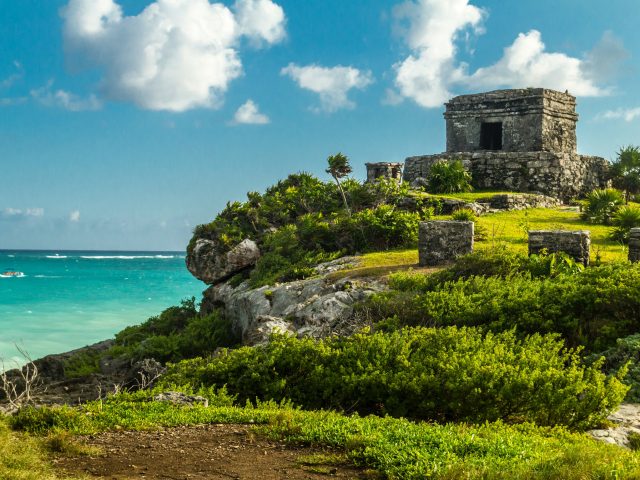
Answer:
403 89 609 200
528 230 591 266
419 221 474 266
629 228 640 263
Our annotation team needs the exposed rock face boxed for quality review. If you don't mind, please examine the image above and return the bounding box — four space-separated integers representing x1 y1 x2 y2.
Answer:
153 391 209 407
186 238 260 285
201 258 386 345
589 403 640 449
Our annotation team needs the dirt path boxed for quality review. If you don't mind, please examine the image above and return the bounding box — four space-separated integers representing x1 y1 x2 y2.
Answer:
53 424 370 480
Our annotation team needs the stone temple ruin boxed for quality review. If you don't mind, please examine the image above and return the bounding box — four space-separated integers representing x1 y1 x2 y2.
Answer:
368 88 609 200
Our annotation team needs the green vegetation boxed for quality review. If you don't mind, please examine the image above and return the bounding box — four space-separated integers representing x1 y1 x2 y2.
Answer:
191 173 431 287
160 327 625 428
581 188 625 225
611 205 640 242
110 298 239 363
594 333 640 402
366 258 640 352
610 145 640 203
8 396 640 480
0 416 72 480
425 160 473 194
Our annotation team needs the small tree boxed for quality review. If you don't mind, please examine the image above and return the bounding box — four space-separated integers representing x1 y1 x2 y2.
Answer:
611 145 640 203
326 152 353 215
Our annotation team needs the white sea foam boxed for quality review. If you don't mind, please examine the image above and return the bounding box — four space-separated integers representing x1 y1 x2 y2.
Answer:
46 255 68 259
80 255 175 260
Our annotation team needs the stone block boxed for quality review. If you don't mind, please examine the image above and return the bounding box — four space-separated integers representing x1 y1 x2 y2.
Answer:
419 221 474 266
629 228 640 263
528 230 590 266
365 162 403 183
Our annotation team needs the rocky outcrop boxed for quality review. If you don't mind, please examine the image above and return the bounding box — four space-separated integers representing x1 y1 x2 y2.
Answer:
589 404 640 449
202 258 386 345
186 238 260 285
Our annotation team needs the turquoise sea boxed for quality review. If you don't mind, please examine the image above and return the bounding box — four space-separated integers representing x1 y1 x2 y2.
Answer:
0 250 204 366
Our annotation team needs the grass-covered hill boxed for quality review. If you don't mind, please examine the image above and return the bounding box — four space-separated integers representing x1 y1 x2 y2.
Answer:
4 170 640 479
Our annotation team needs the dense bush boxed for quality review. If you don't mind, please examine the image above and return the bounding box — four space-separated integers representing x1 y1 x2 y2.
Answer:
247 205 424 286
610 205 640 243
160 327 627 429
112 300 239 363
190 173 426 287
581 188 625 225
426 160 473 194
366 262 640 351
592 333 640 402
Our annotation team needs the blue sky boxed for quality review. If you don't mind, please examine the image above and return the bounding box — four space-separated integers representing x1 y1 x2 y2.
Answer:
0 0 638 250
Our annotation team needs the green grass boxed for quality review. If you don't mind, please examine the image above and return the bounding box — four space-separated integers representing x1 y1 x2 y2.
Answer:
333 207 629 279
327 249 421 280
472 207 627 262
10 394 640 480
0 416 77 480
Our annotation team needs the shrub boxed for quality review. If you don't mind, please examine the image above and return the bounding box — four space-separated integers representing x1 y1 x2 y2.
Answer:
160 327 627 429
451 208 476 222
610 206 640 243
112 302 239 363
592 333 640 402
366 262 640 351
426 160 473 194
581 188 624 225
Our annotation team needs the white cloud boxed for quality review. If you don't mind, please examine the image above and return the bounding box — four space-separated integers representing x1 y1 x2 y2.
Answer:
598 108 640 122
1 61 24 89
31 81 102 111
61 0 286 112
281 63 373 113
234 0 286 46
232 99 270 124
392 0 622 108
392 0 485 108
467 30 605 96
1 208 44 218
69 210 81 222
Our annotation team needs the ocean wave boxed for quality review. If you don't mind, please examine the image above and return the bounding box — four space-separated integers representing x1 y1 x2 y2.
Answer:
33 275 63 278
80 255 176 260
46 255 67 259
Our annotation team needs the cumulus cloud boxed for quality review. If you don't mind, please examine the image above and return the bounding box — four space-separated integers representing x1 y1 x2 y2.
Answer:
1 208 44 218
234 0 286 45
281 63 373 113
31 81 102 111
392 0 485 108
598 108 640 122
391 0 623 108
69 210 81 222
467 30 605 96
232 99 270 124
60 0 286 112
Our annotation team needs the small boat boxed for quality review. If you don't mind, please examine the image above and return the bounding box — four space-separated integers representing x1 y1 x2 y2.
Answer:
1 270 25 278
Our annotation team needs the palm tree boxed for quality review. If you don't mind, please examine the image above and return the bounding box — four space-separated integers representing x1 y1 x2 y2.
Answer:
611 145 640 204
326 152 352 215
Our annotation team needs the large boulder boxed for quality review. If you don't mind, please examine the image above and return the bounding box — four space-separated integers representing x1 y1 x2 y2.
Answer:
186 238 261 285
202 257 386 345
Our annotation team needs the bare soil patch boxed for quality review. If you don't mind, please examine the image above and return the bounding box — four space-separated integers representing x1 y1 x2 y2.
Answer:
53 424 370 480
